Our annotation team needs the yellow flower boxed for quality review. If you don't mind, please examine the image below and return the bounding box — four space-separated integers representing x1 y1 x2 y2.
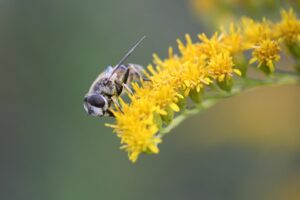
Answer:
177 35 212 95
249 39 280 73
276 8 300 43
208 51 241 82
220 23 245 54
198 33 225 57
110 81 180 162
107 34 213 162
242 17 274 46
176 34 203 66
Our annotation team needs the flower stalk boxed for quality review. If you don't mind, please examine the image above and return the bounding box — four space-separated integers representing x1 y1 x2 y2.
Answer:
159 72 300 137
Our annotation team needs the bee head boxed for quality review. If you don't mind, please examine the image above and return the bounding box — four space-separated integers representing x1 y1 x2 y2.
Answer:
83 94 108 116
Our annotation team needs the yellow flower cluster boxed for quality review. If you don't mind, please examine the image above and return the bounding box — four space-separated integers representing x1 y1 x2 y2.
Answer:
107 9 300 162
277 8 300 43
250 39 280 73
190 0 300 27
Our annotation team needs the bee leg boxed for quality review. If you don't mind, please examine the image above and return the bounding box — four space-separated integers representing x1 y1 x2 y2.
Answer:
128 64 151 82
142 77 151 82
122 83 133 95
115 67 132 96
106 109 115 117
128 64 145 81
123 67 130 84
115 67 130 96
111 96 123 113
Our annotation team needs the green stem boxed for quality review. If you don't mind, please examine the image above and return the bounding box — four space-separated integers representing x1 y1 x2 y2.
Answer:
159 72 300 137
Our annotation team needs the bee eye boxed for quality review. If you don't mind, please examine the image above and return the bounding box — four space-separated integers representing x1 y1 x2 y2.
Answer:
86 94 106 108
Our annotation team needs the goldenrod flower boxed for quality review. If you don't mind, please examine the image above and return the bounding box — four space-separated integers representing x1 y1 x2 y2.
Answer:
208 51 241 82
249 39 280 73
242 17 274 46
198 33 225 57
177 35 212 95
110 80 181 162
189 0 300 28
107 35 214 162
276 8 300 43
220 24 245 54
105 8 300 162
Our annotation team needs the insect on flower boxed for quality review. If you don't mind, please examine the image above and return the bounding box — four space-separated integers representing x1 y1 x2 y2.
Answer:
83 36 146 117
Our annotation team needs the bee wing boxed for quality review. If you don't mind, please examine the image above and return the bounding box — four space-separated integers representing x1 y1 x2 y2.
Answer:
111 64 127 80
99 66 114 79
88 66 114 93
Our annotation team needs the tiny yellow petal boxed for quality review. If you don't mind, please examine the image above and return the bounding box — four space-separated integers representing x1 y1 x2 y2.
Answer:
202 78 211 85
249 57 257 64
233 69 242 76
184 80 190 87
147 65 157 75
185 34 192 45
196 85 201 92
104 123 117 128
169 103 180 112
184 88 191 96
219 74 225 82
157 109 168 115
129 152 139 163
168 47 173 58
118 97 126 107
148 144 159 154
267 60 275 72
176 93 184 99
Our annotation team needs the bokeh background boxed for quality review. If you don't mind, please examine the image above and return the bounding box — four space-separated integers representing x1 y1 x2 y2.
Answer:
1 0 300 200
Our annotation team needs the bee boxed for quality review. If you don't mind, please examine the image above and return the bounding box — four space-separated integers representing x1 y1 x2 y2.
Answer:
83 36 146 117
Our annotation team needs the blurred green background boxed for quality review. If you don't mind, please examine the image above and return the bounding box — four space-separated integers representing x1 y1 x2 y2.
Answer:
1 0 300 200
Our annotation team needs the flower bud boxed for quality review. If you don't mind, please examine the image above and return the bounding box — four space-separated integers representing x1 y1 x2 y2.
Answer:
217 75 233 92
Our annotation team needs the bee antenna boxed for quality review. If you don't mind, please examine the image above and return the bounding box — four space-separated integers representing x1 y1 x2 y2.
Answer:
117 36 146 66
110 36 146 78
